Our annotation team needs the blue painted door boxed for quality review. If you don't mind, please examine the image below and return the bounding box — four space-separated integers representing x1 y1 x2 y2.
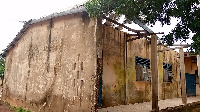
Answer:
98 74 102 107
186 73 196 96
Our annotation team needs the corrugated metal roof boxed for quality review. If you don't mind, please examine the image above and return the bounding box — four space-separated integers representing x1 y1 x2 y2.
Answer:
133 18 154 33
2 5 86 57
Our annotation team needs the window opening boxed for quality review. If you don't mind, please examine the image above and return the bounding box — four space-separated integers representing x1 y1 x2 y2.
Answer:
163 63 173 82
135 56 151 81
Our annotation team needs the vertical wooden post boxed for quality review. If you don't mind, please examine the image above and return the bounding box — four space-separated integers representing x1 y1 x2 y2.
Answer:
158 46 163 100
151 35 159 111
197 55 200 87
124 33 128 104
179 47 187 105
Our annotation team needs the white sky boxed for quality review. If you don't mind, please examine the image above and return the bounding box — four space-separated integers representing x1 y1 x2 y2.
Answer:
0 0 87 51
0 0 192 52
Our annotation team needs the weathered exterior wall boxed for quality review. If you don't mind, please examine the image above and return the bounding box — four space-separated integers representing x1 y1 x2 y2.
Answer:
126 39 152 104
185 57 197 74
127 39 180 102
184 56 199 96
102 25 180 107
3 12 99 112
102 25 126 107
161 47 180 99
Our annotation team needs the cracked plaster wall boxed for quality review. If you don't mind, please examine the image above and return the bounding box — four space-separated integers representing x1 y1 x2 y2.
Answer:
3 12 98 112
102 26 181 107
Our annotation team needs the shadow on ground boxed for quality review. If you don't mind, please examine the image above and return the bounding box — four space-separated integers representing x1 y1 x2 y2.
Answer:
160 101 200 112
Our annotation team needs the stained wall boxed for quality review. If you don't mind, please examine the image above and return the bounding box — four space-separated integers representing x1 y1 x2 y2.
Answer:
185 57 197 74
3 12 99 112
3 14 182 110
102 25 126 107
126 39 180 102
184 56 199 96
102 25 181 107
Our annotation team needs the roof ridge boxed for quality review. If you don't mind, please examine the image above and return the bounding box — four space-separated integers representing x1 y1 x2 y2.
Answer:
2 5 86 57
31 5 86 24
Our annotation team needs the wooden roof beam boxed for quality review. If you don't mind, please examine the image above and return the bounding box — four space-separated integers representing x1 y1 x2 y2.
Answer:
127 36 143 42
157 48 178 52
127 32 164 37
102 15 147 33
157 44 191 47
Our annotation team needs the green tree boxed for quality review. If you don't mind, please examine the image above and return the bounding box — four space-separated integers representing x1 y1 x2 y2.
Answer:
0 51 5 79
85 0 200 53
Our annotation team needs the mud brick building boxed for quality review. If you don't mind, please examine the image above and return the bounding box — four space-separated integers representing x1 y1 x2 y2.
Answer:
2 6 184 112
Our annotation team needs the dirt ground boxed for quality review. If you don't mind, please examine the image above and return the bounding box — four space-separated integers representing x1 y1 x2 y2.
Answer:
0 85 13 112
0 101 13 112
98 96 200 112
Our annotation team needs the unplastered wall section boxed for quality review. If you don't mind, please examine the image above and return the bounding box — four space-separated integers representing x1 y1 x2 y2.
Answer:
3 12 98 112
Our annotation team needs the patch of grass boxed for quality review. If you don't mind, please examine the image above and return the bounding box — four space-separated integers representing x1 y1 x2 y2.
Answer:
10 106 30 112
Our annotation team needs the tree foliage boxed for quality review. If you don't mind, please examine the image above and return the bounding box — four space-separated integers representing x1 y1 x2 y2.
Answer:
85 0 200 53
0 51 5 78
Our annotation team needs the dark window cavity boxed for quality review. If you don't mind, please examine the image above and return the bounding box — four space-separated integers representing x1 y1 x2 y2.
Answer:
135 56 151 81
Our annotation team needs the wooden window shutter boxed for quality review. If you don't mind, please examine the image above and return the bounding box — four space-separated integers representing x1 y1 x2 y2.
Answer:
136 65 144 81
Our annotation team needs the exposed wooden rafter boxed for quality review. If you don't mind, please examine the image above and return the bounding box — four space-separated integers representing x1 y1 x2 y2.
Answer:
157 44 191 47
102 15 147 33
157 44 190 52
102 15 164 42
157 47 180 52
127 32 164 37
126 32 164 42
